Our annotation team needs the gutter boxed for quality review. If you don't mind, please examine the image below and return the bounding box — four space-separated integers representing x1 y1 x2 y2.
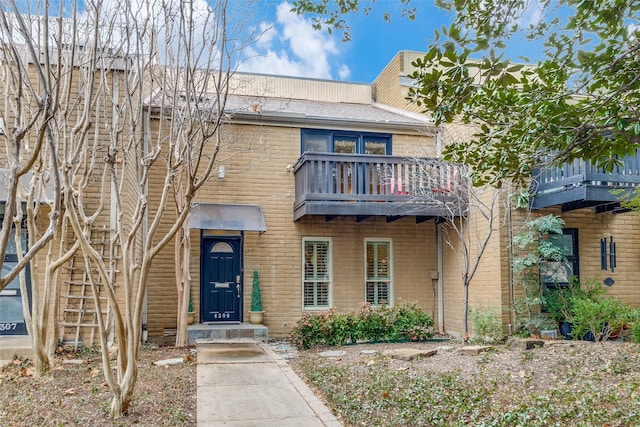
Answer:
225 110 438 136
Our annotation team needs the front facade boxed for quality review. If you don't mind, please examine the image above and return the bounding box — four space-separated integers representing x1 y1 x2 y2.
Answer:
3 51 640 344
145 73 466 338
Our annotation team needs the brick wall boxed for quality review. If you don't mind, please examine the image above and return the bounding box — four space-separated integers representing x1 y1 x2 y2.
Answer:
145 121 441 337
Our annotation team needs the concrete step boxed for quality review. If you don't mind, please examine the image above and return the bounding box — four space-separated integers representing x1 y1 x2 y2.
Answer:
187 323 268 344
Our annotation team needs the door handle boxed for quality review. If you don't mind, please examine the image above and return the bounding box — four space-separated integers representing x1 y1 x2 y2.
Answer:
237 283 241 298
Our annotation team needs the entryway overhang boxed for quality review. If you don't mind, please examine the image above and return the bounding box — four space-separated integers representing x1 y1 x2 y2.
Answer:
189 203 266 233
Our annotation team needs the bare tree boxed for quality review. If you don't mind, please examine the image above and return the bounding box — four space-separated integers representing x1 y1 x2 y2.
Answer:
0 6 76 377
0 0 252 416
0 7 62 295
408 158 507 340
49 0 252 417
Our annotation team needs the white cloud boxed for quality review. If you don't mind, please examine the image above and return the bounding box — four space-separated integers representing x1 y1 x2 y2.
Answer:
337 64 351 80
518 0 545 28
237 1 348 80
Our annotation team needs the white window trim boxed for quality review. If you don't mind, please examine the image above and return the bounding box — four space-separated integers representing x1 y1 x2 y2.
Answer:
302 237 333 310
364 238 393 307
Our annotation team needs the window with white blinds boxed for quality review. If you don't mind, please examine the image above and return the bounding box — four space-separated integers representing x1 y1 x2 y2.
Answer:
365 239 392 306
303 238 332 309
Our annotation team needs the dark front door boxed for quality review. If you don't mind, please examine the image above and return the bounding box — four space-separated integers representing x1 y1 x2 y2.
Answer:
201 238 242 322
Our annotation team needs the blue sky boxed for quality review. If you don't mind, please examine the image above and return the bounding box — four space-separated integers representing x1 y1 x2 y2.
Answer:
235 0 545 83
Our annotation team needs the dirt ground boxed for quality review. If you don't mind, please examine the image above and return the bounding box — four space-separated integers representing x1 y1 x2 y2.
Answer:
289 338 640 426
2 338 638 426
0 344 196 426
291 338 628 389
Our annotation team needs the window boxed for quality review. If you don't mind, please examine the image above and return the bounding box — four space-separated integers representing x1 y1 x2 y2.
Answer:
541 229 579 289
301 129 391 155
303 238 332 309
365 239 392 306
211 242 233 253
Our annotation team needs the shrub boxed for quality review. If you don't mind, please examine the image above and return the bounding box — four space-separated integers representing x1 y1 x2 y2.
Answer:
323 313 355 346
250 270 263 312
290 310 335 349
386 302 435 341
290 302 435 349
469 306 505 343
630 309 640 344
356 303 388 342
571 294 631 342
511 214 567 336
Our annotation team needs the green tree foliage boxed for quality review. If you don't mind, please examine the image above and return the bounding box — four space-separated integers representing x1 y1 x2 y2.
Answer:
293 0 640 188
291 0 416 42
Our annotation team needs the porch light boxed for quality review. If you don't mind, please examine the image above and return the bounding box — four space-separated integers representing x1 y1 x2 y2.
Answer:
600 236 616 272
217 165 225 179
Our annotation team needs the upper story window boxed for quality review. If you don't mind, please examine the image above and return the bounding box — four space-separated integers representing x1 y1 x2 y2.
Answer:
301 129 391 155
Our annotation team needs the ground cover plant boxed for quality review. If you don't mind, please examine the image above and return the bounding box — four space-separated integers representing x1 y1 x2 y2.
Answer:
292 340 640 426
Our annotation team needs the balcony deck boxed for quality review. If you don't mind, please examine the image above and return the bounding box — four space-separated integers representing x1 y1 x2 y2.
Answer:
531 152 640 212
293 152 468 221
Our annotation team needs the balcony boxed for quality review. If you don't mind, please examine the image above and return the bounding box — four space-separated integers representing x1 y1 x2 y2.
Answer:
293 152 468 221
531 151 640 212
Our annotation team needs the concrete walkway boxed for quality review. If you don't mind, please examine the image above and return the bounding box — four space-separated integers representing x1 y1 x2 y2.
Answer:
0 335 32 367
197 341 342 427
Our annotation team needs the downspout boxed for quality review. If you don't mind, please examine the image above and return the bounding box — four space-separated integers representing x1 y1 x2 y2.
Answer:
507 190 515 333
435 127 445 333
141 107 150 340
108 70 119 346
437 221 444 334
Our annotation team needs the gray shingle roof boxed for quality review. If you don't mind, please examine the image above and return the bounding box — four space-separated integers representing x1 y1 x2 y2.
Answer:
225 94 432 128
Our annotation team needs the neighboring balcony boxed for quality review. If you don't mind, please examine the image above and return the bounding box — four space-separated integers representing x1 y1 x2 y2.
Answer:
293 152 468 221
531 151 640 212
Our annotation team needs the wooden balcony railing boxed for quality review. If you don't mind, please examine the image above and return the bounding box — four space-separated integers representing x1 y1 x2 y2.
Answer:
532 150 640 211
293 152 468 220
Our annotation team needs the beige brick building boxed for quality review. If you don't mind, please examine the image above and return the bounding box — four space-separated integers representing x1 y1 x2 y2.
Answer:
145 72 460 338
372 51 640 336
2 51 639 343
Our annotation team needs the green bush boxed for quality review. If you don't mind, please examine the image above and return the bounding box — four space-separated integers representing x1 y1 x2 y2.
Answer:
290 310 334 349
511 214 567 336
630 309 640 344
323 313 355 346
250 270 263 312
571 293 631 341
385 303 435 341
356 303 388 342
469 307 505 343
290 303 435 349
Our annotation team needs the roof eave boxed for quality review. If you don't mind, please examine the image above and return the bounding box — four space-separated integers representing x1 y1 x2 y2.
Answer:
227 111 437 136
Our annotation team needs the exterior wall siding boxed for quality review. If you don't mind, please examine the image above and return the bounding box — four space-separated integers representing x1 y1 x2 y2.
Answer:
229 72 372 104
145 121 440 337
9 51 640 346
543 207 640 308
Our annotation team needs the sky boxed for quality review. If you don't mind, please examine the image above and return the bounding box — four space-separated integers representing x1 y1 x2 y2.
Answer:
234 0 545 84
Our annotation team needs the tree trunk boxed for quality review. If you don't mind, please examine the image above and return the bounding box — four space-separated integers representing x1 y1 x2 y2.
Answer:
109 390 130 419
463 281 469 342
175 223 191 347
109 378 136 418
32 332 52 378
